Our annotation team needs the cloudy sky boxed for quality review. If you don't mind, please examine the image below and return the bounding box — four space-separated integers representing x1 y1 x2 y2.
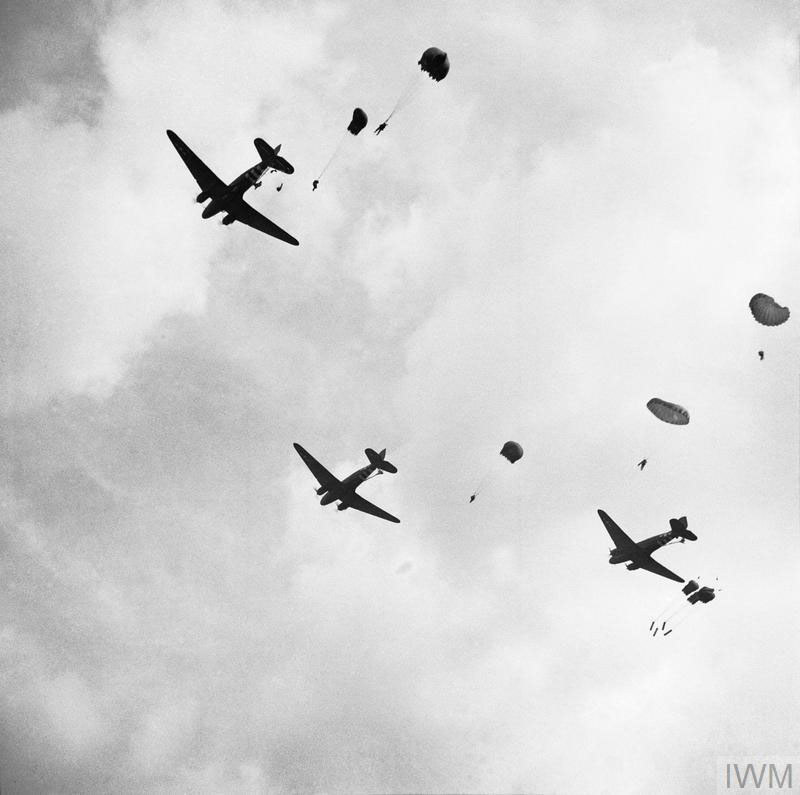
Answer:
2 1 800 792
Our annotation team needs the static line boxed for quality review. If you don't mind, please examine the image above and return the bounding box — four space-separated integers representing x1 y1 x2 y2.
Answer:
317 131 347 180
379 72 423 126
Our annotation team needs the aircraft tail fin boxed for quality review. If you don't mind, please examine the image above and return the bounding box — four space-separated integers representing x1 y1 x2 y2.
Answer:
365 447 398 474
670 516 697 541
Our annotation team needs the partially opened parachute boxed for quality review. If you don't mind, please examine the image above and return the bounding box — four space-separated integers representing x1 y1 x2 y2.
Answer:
749 293 790 326
500 441 523 463
646 398 690 426
316 107 370 183
682 579 700 596
347 108 368 135
418 47 450 81
688 586 716 604
470 440 523 502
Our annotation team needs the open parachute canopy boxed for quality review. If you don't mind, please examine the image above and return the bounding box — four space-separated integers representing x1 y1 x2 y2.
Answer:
749 293 790 326
419 47 450 81
500 441 523 463
347 108 368 135
646 398 690 426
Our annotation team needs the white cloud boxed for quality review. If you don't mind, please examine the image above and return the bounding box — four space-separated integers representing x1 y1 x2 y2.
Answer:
1 1 798 793
39 672 107 756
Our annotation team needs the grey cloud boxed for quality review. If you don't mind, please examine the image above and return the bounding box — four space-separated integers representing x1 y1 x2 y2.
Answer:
0 1 108 121
1 1 799 793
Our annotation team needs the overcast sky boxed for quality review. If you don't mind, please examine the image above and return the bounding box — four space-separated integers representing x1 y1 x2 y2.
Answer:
2 1 800 793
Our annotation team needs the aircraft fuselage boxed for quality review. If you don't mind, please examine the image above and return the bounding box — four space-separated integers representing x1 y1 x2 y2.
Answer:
201 161 273 219
609 529 675 565
318 463 378 506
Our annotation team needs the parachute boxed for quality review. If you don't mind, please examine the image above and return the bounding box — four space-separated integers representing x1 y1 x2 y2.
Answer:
682 579 700 596
749 293 789 327
636 401 688 474
653 579 719 635
418 47 450 81
687 586 716 605
470 440 523 502
750 294 789 360
375 47 450 133
347 108 368 135
315 106 370 185
646 398 689 426
500 441 523 463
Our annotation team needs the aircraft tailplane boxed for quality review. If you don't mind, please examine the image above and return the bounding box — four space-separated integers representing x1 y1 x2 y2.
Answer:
254 138 275 162
365 447 398 474
669 517 697 541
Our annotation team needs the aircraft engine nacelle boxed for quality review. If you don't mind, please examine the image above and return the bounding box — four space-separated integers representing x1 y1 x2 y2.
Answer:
222 214 236 225
196 191 208 203
316 486 327 496
626 562 640 571
337 503 348 511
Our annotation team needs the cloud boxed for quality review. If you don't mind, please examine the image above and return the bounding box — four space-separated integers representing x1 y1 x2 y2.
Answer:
0 1 107 119
0 0 338 412
1 1 799 793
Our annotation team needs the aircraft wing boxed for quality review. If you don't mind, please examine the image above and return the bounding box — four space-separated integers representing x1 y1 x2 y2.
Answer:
228 197 299 246
597 509 637 552
293 443 339 489
166 129 226 194
346 492 401 524
636 556 684 583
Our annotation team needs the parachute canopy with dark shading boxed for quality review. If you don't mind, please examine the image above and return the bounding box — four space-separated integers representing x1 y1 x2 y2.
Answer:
688 586 716 604
500 441 523 463
347 108 368 135
646 398 690 425
682 579 700 596
419 47 450 81
749 293 790 326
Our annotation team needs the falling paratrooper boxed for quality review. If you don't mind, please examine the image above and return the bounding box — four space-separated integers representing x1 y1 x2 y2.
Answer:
639 400 688 477
652 578 718 636
469 441 523 502
314 107 370 189
749 293 789 360
375 47 450 134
